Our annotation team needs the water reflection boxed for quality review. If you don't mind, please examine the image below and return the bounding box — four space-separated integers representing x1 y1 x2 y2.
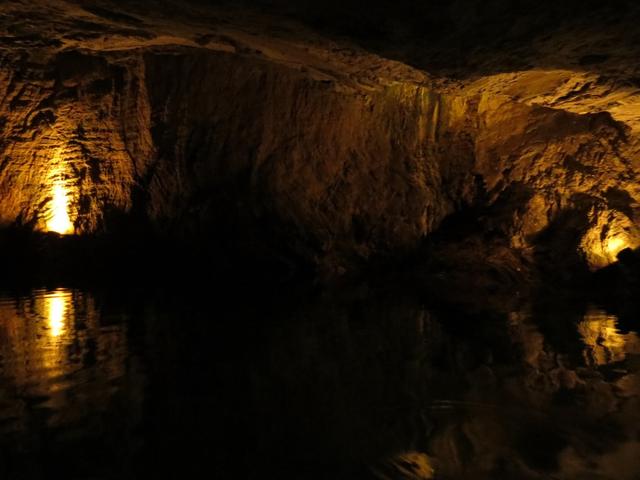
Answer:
0 289 128 397
579 307 640 366
0 288 638 479
0 288 136 480
45 289 69 338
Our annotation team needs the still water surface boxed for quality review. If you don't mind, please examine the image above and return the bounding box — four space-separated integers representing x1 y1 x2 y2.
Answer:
0 287 639 479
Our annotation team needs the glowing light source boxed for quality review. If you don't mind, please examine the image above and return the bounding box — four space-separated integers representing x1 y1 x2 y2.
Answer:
46 180 74 235
580 210 640 270
44 290 71 338
605 236 627 261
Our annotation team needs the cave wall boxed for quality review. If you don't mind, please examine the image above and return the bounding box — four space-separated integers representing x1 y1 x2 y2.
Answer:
1 0 639 274
141 48 479 267
0 49 152 232
0 43 478 269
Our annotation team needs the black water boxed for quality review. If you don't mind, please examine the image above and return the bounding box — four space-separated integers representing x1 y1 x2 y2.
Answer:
0 285 638 479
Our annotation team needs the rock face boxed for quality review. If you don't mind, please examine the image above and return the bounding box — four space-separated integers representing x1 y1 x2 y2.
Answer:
0 0 639 275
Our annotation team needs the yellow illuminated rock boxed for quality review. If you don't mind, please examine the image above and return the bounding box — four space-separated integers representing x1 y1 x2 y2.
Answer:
605 236 627 261
580 210 640 270
47 181 74 235
1 0 640 273
373 451 434 480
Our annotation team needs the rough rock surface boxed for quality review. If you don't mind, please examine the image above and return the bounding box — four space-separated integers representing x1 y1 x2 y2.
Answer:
1 0 639 275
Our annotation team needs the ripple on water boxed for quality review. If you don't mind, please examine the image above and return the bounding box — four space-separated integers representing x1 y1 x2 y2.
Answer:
0 288 130 434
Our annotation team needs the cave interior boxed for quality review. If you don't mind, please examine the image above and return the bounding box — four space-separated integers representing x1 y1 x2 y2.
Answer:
0 1 640 479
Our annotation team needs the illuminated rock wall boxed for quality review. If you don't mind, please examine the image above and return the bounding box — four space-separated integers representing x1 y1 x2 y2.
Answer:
0 1 639 273
0 50 151 233
138 50 640 271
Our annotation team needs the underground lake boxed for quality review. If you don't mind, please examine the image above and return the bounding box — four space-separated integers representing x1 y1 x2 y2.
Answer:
0 286 639 479
1 0 640 478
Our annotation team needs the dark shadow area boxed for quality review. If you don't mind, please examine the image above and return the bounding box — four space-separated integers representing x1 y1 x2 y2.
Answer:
0 214 315 292
171 0 640 77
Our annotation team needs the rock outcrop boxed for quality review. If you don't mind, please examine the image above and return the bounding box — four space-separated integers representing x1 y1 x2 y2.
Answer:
1 0 639 276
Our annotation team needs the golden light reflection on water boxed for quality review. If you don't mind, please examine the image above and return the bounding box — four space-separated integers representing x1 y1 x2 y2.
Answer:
45 289 70 337
579 308 640 366
0 289 128 411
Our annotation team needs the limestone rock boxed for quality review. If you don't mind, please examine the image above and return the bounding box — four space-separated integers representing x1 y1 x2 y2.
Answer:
0 0 639 275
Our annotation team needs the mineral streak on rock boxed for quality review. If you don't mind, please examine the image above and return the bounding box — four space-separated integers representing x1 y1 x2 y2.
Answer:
0 0 639 274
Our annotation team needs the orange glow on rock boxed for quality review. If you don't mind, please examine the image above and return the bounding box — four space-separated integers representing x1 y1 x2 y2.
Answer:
605 236 627 261
43 150 75 235
47 181 74 235
580 210 640 270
